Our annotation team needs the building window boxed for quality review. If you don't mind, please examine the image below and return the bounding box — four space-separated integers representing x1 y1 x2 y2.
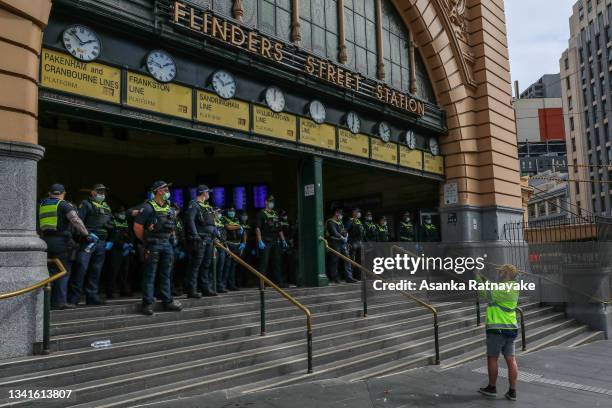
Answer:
588 0 592 13
244 0 292 41
579 5 585 20
579 47 584 64
565 58 569 70
576 182 581 194
605 122 610 142
574 158 579 172
538 201 546 217
528 204 536 219
568 95 573 110
572 137 577 151
343 0 375 74
300 0 338 60
381 0 411 91
570 116 575 131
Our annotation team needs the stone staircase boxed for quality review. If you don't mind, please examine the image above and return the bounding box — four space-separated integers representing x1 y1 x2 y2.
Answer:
0 284 604 407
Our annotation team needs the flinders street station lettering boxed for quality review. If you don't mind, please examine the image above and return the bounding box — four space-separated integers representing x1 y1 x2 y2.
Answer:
170 1 425 117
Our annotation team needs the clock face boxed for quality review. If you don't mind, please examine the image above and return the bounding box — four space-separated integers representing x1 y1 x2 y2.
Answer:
265 86 285 112
211 70 236 99
146 50 176 83
378 122 391 143
405 130 416 149
309 100 326 124
429 137 440 156
62 25 101 62
346 112 361 134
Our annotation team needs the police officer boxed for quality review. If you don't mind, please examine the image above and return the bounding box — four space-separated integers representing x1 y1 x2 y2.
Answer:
214 208 228 293
223 207 243 291
326 209 357 284
238 211 252 287
421 214 440 242
345 208 365 278
133 181 183 315
69 184 114 305
171 203 187 296
38 184 92 309
279 210 296 285
398 211 416 242
364 211 378 242
183 185 217 297
255 195 288 286
106 206 134 298
376 216 390 242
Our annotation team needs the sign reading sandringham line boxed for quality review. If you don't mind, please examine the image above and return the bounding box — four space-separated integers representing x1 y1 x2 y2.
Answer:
168 1 426 117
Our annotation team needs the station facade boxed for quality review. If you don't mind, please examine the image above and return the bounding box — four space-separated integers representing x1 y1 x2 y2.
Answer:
0 0 521 357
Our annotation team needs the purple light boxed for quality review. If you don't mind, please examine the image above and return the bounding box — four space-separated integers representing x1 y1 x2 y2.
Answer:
189 187 197 201
233 186 247 210
253 185 268 209
171 188 184 209
211 187 226 207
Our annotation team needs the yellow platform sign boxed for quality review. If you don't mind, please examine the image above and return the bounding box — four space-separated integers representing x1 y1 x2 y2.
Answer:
300 119 336 150
371 139 398 165
338 129 369 158
126 72 192 119
399 147 423 170
423 153 444 175
196 91 249 131
40 48 121 103
253 106 297 141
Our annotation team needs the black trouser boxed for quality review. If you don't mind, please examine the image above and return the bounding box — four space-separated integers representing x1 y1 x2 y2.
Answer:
224 241 241 289
327 242 353 282
185 236 215 294
349 241 363 280
258 238 282 285
43 235 74 307
106 246 131 296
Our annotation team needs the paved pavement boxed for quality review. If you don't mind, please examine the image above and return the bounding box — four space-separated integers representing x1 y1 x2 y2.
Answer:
142 340 612 408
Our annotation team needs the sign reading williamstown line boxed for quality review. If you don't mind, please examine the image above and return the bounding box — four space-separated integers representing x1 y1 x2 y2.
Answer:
166 0 426 117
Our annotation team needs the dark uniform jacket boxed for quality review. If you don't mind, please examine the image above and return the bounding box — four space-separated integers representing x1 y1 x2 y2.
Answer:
398 221 416 242
184 200 216 238
345 217 365 243
364 221 378 242
376 224 390 242
78 199 113 240
326 218 347 246
256 209 280 241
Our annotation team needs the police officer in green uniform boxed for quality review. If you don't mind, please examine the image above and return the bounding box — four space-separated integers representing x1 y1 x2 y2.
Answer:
106 206 134 298
183 185 217 297
364 211 378 242
133 181 183 315
223 207 243 291
421 214 439 242
345 208 365 278
214 208 229 293
69 184 114 305
326 209 357 283
376 215 390 242
398 211 416 242
238 211 252 287
38 183 92 309
279 210 296 285
255 195 288 286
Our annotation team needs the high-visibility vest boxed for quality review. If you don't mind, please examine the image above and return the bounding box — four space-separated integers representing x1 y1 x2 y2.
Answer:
38 198 63 231
477 276 519 330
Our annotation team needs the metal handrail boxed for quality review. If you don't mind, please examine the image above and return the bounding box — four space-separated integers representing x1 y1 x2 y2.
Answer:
214 241 314 374
0 259 66 300
0 258 67 355
391 245 482 326
320 238 440 365
517 306 526 351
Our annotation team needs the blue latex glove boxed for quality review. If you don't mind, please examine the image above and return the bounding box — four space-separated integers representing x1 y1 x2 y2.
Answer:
88 233 99 243
281 239 288 249
122 248 131 257
257 240 266 250
239 226 244 235
239 242 246 251
105 241 114 251
122 243 131 251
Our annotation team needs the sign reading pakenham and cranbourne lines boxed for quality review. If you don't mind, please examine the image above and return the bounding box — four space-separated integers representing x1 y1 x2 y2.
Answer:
41 48 121 103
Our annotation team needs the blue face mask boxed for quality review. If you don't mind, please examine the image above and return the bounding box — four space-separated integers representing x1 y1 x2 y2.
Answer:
267 202 275 209
94 194 105 202
162 192 171 201
228 211 236 218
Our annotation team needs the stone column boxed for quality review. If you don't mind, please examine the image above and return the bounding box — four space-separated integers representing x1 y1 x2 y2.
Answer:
0 0 52 359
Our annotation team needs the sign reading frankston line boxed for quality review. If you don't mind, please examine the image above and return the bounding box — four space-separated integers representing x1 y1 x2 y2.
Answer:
169 1 425 117
127 72 192 119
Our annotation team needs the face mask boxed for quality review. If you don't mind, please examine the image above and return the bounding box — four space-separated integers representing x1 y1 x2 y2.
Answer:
228 211 236 218
282 216 288 220
241 216 248 223
366 217 372 222
356 212 361 219
338 215 343 220
382 222 387 227
267 202 275 209
116 213 126 220
94 194 105 202
162 192 171 201
404 217 411 222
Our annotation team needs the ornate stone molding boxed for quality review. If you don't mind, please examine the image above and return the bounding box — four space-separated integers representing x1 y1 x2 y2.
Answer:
441 0 468 42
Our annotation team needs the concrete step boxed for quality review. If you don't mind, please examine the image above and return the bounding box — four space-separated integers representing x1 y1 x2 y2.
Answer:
556 329 606 348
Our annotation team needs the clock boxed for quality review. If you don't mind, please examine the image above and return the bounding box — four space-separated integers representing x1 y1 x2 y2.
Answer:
429 137 440 156
62 25 101 62
377 122 391 143
405 130 416 149
146 50 176 83
346 112 361 134
309 100 326 124
211 70 236 99
265 86 285 112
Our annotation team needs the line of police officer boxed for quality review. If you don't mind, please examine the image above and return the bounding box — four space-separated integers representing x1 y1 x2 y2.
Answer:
38 181 295 315
325 208 439 283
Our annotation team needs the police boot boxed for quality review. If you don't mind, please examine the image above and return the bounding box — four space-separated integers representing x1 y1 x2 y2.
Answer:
142 304 154 316
187 291 202 299
163 300 183 311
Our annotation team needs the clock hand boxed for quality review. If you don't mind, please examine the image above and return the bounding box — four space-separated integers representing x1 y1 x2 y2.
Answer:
71 30 87 44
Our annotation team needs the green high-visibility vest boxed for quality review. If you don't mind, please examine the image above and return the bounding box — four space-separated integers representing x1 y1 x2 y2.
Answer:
477 275 519 330
38 198 62 231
